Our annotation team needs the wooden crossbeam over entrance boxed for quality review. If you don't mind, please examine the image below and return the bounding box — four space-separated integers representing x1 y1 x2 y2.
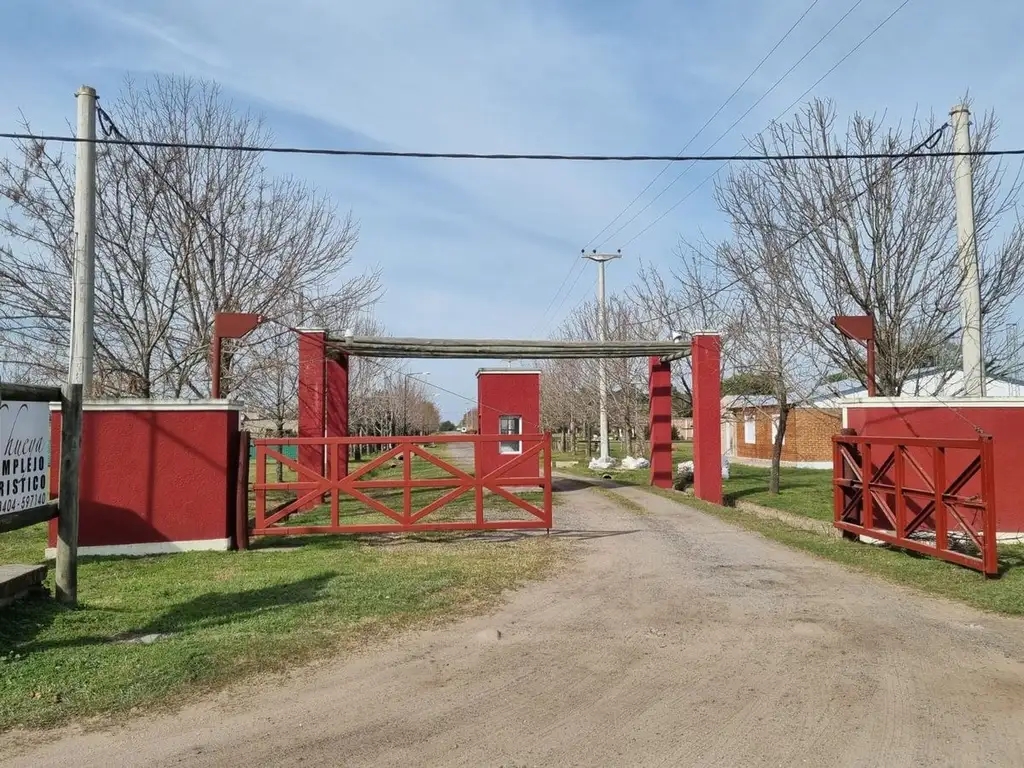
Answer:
324 335 691 361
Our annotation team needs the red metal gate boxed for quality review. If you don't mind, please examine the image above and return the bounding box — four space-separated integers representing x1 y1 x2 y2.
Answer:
252 433 553 536
832 433 998 576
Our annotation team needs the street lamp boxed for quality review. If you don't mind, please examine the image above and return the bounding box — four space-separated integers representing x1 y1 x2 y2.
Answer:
402 371 430 436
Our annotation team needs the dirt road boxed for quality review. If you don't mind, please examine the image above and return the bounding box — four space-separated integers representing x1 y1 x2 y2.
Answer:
6 482 1024 767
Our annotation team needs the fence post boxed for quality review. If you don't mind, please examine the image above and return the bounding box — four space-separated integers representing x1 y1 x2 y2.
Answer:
544 433 553 531
838 428 859 542
235 430 251 551
55 383 83 606
980 436 998 577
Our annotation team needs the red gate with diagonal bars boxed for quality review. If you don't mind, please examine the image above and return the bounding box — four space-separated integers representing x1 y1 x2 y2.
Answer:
252 434 553 536
832 433 998 576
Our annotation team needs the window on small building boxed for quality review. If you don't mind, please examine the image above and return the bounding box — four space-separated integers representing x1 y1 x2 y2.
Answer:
499 415 523 454
743 415 756 444
771 415 786 445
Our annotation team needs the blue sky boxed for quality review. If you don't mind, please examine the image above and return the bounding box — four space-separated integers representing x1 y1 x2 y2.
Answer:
2 0 1023 418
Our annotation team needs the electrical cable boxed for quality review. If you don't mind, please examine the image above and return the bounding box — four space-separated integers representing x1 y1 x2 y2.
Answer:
620 121 949 331
584 0 825 250
535 0 887 334
5 115 1011 168
617 0 915 249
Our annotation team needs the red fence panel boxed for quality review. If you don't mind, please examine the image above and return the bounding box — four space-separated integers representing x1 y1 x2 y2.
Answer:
833 433 998 576
251 433 553 537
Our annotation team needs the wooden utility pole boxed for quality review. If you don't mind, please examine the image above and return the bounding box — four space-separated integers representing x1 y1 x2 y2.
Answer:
54 85 96 606
55 383 83 605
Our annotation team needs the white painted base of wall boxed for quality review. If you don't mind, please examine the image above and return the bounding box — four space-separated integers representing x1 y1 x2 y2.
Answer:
729 456 833 471
44 538 231 559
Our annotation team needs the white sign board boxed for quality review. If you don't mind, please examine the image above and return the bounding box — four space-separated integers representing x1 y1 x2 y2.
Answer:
0 400 50 516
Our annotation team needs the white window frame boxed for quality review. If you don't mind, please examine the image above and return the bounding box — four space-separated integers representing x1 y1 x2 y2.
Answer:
743 414 756 444
498 415 523 454
771 415 785 445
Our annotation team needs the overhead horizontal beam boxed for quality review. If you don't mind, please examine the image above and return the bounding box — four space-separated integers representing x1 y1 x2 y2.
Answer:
325 335 690 360
0 383 64 402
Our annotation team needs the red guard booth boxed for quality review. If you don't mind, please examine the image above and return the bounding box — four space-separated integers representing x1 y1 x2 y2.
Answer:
476 369 541 479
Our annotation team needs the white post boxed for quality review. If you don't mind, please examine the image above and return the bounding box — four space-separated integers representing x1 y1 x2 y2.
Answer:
597 258 609 462
582 250 621 463
951 104 985 397
68 86 98 396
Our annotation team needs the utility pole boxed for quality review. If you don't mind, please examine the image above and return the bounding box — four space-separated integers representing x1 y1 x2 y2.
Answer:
68 85 98 396
951 104 985 397
582 249 621 463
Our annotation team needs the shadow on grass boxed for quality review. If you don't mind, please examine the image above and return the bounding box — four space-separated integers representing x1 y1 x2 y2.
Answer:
722 479 824 505
0 595 66 654
6 573 336 654
884 539 1024 577
253 528 639 550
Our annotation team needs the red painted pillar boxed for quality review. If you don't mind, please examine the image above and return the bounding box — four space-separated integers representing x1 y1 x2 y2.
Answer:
649 356 674 489
297 330 326 476
326 352 349 478
692 333 722 504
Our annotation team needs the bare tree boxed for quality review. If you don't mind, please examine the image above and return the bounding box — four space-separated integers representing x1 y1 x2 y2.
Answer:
629 260 731 412
717 98 1024 394
671 240 828 492
0 74 380 397
542 295 655 458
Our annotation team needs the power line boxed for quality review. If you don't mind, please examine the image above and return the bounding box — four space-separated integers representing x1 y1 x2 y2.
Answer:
618 0 915 249
598 0 873 249
584 0 825 251
528 0 825 341
530 259 586 339
1 130 1010 166
543 262 592 335
538 0 865 334
620 122 948 331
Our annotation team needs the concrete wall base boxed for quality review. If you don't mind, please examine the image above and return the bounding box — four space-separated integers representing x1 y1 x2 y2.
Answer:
44 538 231 559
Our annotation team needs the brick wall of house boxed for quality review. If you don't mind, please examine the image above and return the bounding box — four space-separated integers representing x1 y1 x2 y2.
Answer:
733 407 841 463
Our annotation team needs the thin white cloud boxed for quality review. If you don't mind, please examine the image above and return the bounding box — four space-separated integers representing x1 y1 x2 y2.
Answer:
5 0 1024 415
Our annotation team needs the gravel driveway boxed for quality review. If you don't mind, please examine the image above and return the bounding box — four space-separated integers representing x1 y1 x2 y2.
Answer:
5 481 1024 767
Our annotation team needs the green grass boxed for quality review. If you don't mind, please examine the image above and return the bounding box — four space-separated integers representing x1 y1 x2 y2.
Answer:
720 464 834 521
0 445 562 732
554 444 833 522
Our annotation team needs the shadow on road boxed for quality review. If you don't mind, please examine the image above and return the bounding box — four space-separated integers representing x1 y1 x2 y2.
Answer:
350 528 640 548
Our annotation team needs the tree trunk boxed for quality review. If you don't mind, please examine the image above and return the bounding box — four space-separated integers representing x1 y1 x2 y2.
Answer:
769 404 789 495
275 420 285 482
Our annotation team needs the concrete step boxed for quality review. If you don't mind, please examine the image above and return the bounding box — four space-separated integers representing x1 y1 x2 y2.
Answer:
0 563 48 608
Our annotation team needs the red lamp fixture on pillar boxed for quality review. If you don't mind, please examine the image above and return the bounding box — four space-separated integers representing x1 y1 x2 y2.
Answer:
832 315 876 397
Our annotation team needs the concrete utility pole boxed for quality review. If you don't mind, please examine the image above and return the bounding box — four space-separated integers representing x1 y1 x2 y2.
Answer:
582 249 621 463
68 86 98 396
951 104 985 397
